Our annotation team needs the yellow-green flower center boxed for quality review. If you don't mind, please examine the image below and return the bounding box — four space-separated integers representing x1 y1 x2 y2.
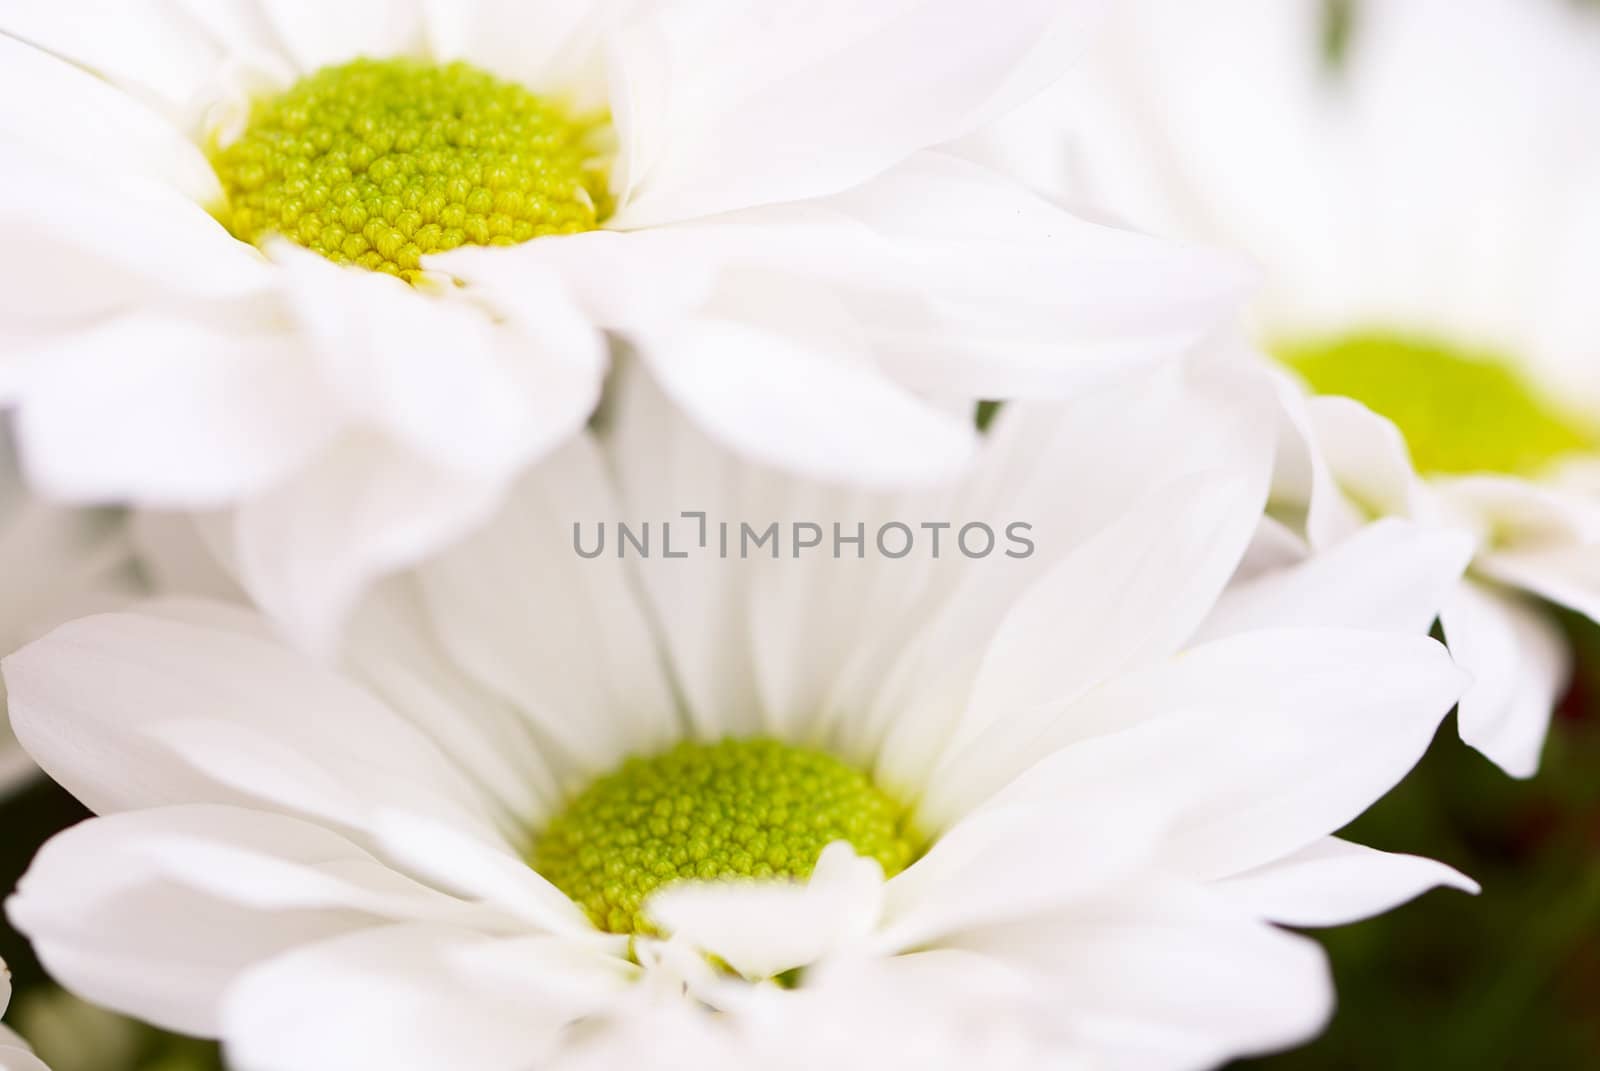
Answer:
533 737 917 936
1278 332 1600 477
210 58 606 282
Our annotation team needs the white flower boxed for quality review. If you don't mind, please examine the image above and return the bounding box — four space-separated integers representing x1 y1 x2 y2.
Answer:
966 0 1600 776
0 0 1247 650
0 422 139 798
1 961 52 1071
5 357 1473 1071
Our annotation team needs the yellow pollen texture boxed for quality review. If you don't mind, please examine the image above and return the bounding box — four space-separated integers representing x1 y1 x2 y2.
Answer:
211 57 604 281
533 737 917 936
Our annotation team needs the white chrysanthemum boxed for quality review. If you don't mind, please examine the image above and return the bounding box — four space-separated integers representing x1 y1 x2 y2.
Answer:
5 359 1473 1070
1 961 52 1071
0 0 1248 650
967 0 1600 776
0 423 139 797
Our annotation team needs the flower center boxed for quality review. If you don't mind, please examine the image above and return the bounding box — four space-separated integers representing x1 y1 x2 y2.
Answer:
533 737 916 936
210 58 606 282
1278 332 1599 477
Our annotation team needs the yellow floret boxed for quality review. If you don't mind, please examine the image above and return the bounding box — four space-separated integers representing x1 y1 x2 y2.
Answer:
211 58 606 282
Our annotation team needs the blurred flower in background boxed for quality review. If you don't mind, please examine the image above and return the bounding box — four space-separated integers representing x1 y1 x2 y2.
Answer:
969 0 1600 779
964 0 1600 1064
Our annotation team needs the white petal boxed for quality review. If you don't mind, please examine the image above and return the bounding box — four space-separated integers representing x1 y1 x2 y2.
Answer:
1216 836 1478 928
221 925 628 1071
1198 517 1475 641
168 0 296 61
857 350 1275 789
593 153 1252 401
223 433 509 654
877 803 1162 954
985 629 1467 880
440 199 916 336
646 844 884 981
971 471 1266 720
2 609 495 842
1524 174 1600 414
608 0 1097 228
758 949 1071 1068
1304 394 1422 528
128 596 276 638
1476 541 1600 624
598 364 769 739
413 434 680 782
636 302 980 490
970 349 1278 557
0 158 268 330
545 990 739 1071
1338 0 1600 342
7 808 379 1035
342 582 561 824
1233 515 1313 583
12 316 342 507
810 153 1258 398
364 809 602 940
1441 580 1570 778
420 0 613 105
1015 0 1355 330
1065 917 1332 1069
457 156 1252 410
1436 474 1600 547
0 0 226 115
276 245 603 480
916 470 1267 826
600 358 1030 749
32 805 503 931
0 34 219 200
953 881 1334 1070
0 458 137 653
254 0 426 73
1267 372 1368 549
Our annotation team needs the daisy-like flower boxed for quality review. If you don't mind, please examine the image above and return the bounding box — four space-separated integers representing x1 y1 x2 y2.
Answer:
5 360 1474 1070
0 422 138 797
0 0 1247 649
968 0 1600 776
